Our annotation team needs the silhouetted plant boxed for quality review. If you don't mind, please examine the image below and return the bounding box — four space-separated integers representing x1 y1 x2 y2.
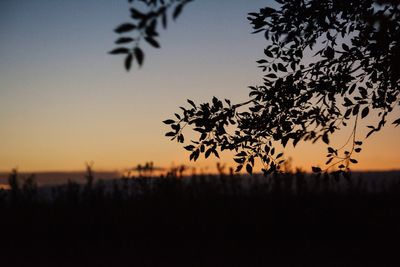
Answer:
110 0 193 70
21 174 38 202
110 1 399 175
83 161 95 201
8 169 20 203
2 168 400 266
162 0 400 175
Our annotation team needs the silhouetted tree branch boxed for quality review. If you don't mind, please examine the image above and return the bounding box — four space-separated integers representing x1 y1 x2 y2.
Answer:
110 0 193 70
112 0 400 175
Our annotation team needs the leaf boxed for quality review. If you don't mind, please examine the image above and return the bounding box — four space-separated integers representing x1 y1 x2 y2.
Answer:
165 132 175 137
322 133 329 144
246 164 253 175
257 59 268 64
114 23 136 34
344 108 352 118
350 159 358 164
277 63 287 72
192 150 200 161
264 49 273 57
145 36 160 48
109 48 130 55
178 134 184 143
187 99 196 108
234 157 245 164
125 54 133 71
134 47 144 67
324 46 335 59
184 145 195 151
361 106 369 119
235 165 243 172
343 97 353 107
312 166 322 173
163 119 175 124
205 149 212 159
115 37 134 44
130 8 145 19
173 4 183 20
352 104 359 115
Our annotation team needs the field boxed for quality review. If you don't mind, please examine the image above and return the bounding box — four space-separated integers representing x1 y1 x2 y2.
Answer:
1 169 400 267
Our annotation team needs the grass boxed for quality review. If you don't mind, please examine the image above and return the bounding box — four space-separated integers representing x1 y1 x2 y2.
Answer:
1 167 400 266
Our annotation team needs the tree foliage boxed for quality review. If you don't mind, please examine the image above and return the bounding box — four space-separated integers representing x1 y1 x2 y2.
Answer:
112 0 400 175
110 0 193 70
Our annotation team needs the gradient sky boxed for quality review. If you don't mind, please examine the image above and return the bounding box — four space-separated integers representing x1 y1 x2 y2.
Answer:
0 0 399 173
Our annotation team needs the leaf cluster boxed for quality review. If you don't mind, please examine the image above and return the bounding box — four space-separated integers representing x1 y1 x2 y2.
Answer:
164 0 400 174
110 0 193 70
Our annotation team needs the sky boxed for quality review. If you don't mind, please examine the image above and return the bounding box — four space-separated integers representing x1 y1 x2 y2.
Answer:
0 0 399 173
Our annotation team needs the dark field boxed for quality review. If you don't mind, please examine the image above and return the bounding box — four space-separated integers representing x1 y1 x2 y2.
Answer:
1 169 400 267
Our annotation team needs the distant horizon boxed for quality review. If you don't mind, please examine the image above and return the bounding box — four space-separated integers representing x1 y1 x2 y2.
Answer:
1 166 400 174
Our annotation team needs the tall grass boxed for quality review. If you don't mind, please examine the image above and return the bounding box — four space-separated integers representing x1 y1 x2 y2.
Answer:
1 167 399 266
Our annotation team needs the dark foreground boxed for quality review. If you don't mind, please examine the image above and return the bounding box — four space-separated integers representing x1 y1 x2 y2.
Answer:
1 170 400 267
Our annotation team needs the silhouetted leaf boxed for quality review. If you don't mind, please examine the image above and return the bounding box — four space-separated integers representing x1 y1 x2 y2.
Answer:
343 97 353 107
145 36 160 48
264 49 273 57
312 167 322 173
361 107 369 119
109 48 130 55
205 149 212 159
277 63 286 72
235 165 243 172
163 120 175 124
322 133 329 144
173 4 183 20
115 37 134 44
187 99 196 108
184 145 195 151
114 23 136 34
246 164 253 175
130 8 145 19
213 150 220 158
125 54 133 71
324 47 335 59
350 159 358 164
134 47 144 66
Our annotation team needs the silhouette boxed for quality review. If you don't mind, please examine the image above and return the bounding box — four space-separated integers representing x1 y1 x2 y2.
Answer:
1 168 400 266
110 0 400 174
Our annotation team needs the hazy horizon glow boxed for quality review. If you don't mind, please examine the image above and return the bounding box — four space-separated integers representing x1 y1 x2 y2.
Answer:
1 0 399 173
